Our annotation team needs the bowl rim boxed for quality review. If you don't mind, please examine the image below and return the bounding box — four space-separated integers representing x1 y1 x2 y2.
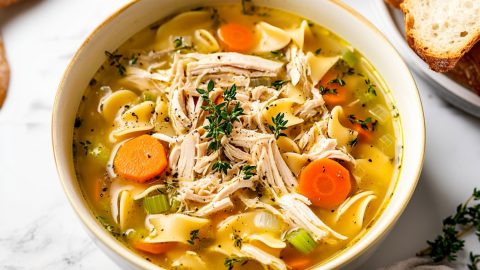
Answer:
52 0 425 269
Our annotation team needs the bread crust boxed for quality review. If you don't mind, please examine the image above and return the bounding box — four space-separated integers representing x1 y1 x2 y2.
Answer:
384 0 404 8
0 37 10 108
401 0 480 72
0 0 19 8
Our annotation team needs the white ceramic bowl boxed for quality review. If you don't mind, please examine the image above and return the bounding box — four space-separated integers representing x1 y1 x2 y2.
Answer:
52 0 425 269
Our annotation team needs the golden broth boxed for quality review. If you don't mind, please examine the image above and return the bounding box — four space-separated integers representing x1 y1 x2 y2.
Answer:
73 4 402 270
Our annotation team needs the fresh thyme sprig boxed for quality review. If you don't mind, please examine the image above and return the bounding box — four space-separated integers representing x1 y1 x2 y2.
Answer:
417 188 480 268
105 50 126 76
197 81 244 152
241 165 256 180
197 81 244 174
268 113 288 139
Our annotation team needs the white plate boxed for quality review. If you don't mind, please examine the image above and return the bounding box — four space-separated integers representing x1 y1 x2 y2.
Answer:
372 0 480 118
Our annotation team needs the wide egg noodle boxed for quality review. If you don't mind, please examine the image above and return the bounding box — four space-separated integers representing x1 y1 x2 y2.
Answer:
262 98 304 128
145 214 210 244
327 106 358 149
155 11 212 50
112 101 156 138
306 51 340 85
99 89 138 122
252 21 292 53
193 29 220 53
288 20 313 50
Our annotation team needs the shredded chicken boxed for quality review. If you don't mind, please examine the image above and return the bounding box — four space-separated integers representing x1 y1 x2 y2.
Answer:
185 52 284 77
278 194 347 241
241 244 287 270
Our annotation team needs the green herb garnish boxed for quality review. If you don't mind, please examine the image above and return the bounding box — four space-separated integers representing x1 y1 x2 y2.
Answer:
315 48 322 55
173 37 183 48
271 80 289 90
329 77 346 86
232 232 243 248
365 79 377 96
241 0 255 15
319 86 337 95
417 188 480 268
187 229 200 245
197 81 244 152
105 50 126 76
268 113 288 139
213 160 232 174
224 256 246 270
347 137 358 147
241 165 256 180
348 115 377 131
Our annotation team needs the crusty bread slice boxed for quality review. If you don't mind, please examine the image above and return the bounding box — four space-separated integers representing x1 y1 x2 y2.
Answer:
384 0 404 9
0 36 10 108
401 0 480 72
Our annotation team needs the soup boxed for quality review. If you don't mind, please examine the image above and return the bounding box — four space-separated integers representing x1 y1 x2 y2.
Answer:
73 3 402 269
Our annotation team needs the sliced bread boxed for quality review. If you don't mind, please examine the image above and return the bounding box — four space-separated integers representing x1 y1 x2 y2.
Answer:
384 0 404 8
401 0 480 72
0 36 10 108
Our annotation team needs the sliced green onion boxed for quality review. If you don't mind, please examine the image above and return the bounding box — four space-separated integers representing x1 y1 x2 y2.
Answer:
342 50 358 67
144 194 170 214
286 228 317 254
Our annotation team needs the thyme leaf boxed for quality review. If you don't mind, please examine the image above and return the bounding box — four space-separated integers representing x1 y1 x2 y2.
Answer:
268 113 288 139
105 50 126 76
417 188 480 265
241 165 256 180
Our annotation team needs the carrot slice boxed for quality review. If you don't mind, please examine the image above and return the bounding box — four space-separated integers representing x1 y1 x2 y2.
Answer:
298 158 351 209
132 241 176 254
351 123 374 143
284 255 312 270
348 115 377 143
114 134 168 183
318 71 348 106
218 23 255 52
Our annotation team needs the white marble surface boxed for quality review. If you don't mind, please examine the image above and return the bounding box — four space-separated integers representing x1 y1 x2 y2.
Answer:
0 0 478 269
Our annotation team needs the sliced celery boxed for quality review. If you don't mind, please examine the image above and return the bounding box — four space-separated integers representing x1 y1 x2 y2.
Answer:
88 143 110 165
144 194 170 214
342 50 358 67
141 91 158 102
286 228 317 254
